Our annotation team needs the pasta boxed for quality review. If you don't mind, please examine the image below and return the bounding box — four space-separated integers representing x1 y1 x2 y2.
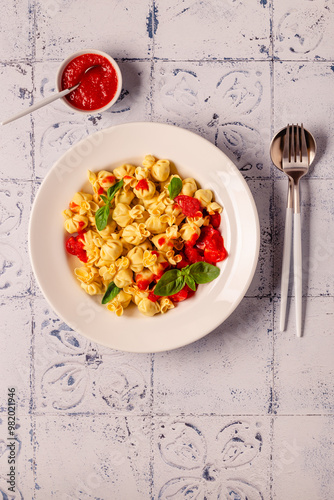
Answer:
63 155 227 317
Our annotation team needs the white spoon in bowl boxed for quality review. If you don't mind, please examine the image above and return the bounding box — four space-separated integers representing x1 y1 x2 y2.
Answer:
1 65 100 125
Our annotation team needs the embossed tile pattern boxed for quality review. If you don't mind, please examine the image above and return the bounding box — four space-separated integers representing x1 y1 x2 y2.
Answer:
154 297 273 415
153 416 271 499
0 0 333 499
152 60 272 179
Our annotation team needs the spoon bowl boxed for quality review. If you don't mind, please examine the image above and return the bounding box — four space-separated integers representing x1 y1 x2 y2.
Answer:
270 125 317 172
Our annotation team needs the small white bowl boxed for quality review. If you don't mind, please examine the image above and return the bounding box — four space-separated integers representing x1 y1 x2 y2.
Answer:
56 49 122 114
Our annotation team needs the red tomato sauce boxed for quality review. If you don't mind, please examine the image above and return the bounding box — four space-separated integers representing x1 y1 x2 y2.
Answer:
61 54 119 111
65 233 87 263
174 195 202 217
101 175 116 185
195 226 227 264
136 179 149 191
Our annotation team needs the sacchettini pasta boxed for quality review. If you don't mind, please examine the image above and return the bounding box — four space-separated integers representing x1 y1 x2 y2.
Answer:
63 155 227 317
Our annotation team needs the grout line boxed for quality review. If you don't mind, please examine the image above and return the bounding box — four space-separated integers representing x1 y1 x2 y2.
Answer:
30 2 37 496
269 46 275 500
1 292 333 300
1 57 334 65
3 176 334 183
270 415 274 499
29 298 37 499
28 411 334 417
149 353 155 498
149 2 156 495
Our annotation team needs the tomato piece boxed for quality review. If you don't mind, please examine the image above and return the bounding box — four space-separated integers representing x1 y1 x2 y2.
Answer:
101 175 115 185
196 226 223 251
203 247 227 264
194 225 227 264
169 287 188 303
209 212 221 229
65 235 88 263
176 252 189 269
69 201 79 212
186 232 199 247
136 270 155 290
148 290 160 302
98 187 104 195
174 195 202 217
136 179 149 191
170 284 196 302
184 244 204 264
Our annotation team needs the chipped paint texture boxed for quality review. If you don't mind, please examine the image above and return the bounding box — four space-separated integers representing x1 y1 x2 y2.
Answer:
0 0 333 498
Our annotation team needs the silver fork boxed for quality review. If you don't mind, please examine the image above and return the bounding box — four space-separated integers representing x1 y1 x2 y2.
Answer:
282 124 309 337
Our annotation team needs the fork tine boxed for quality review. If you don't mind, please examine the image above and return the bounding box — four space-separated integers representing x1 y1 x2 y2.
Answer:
295 123 300 161
290 123 295 162
283 124 290 164
300 123 308 164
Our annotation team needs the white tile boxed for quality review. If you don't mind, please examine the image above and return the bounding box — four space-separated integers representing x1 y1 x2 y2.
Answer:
0 299 31 413
154 0 271 60
273 0 334 60
273 62 334 179
0 181 32 296
153 298 273 415
32 297 152 414
152 60 272 179
0 414 34 498
34 414 151 499
273 416 334 500
35 0 151 60
274 297 334 414
274 179 334 297
246 180 273 297
0 64 33 180
33 60 152 179
0 0 32 60
153 415 271 500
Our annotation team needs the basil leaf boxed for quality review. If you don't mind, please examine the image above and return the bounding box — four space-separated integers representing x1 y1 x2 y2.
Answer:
107 179 124 201
95 203 110 231
185 275 196 291
179 265 190 277
102 282 121 304
154 269 185 296
100 194 108 204
189 261 220 284
168 177 183 200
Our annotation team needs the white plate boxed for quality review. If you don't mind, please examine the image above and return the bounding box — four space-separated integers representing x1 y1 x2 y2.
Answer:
29 122 260 353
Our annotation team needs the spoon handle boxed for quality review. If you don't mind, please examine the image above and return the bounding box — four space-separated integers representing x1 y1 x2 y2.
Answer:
280 206 293 331
1 84 79 125
280 177 294 331
294 212 302 337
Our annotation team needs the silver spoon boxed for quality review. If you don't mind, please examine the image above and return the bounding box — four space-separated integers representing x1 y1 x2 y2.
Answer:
270 125 316 331
1 65 100 125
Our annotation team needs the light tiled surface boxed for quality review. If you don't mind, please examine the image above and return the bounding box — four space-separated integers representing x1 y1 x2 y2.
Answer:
0 1 333 498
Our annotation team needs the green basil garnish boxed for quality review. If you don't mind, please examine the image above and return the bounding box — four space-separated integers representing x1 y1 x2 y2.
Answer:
100 194 108 204
185 275 196 291
102 282 121 304
188 261 220 283
95 204 110 231
107 179 124 201
168 177 183 200
154 261 220 297
154 270 185 297
95 179 123 231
